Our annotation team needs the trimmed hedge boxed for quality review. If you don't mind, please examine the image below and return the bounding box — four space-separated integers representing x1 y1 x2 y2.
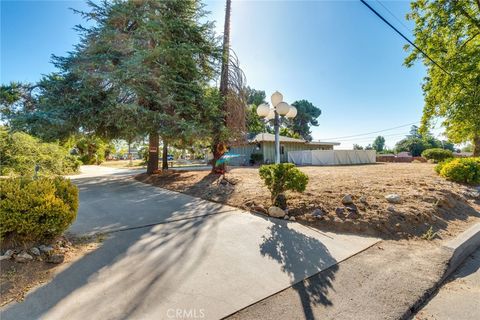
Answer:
0 177 79 243
421 148 453 163
435 157 480 185
0 127 81 176
259 163 309 206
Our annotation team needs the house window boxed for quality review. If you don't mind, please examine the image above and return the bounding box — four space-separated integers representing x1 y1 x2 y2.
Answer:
281 145 285 155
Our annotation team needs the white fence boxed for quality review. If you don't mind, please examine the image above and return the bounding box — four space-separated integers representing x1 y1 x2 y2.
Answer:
287 150 376 165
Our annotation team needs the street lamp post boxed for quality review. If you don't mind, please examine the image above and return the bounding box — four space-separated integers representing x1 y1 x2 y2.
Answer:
256 91 297 164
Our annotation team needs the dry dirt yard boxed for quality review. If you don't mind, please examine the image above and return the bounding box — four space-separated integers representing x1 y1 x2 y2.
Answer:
0 235 103 306
136 163 480 240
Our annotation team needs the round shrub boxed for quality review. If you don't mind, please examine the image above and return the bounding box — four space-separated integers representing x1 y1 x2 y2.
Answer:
421 148 453 163
259 163 309 207
438 158 480 184
0 127 81 176
0 177 79 243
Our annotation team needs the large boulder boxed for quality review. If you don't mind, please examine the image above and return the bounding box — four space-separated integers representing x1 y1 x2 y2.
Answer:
268 206 286 218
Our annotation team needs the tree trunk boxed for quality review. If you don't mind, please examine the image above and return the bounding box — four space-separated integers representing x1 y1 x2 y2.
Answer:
473 135 480 157
128 139 133 166
162 140 169 170
212 0 231 172
146 132 159 174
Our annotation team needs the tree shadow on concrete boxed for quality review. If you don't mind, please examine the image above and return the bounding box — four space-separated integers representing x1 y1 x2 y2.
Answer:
259 217 338 320
1 209 225 320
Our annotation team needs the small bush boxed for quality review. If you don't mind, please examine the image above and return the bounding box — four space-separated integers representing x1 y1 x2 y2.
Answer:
259 163 309 206
0 177 79 243
250 153 263 164
422 148 453 163
437 157 480 184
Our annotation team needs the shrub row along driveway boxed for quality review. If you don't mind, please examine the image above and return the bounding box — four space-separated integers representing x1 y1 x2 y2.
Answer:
1 166 378 320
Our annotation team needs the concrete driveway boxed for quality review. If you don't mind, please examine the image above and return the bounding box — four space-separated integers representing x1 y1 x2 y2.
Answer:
1 166 379 320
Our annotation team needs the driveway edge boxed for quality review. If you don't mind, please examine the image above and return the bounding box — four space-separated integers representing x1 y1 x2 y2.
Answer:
403 222 480 319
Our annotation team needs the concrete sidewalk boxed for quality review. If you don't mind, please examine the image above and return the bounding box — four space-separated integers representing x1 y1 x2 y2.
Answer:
414 248 480 320
1 166 379 320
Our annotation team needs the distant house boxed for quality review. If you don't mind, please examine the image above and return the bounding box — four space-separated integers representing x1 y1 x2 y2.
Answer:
229 133 340 165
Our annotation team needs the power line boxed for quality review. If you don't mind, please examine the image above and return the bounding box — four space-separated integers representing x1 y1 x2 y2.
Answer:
359 0 452 77
321 121 418 140
329 132 409 142
375 0 412 35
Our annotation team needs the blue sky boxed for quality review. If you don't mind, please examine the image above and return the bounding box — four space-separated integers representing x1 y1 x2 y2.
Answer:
1 0 442 149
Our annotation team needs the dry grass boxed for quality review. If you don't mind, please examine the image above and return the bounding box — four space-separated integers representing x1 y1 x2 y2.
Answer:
100 160 145 169
135 163 480 239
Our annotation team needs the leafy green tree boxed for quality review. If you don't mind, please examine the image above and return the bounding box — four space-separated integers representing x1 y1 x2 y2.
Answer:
246 86 266 106
405 0 480 156
245 87 268 134
372 136 386 152
408 125 422 139
353 144 364 150
395 137 429 156
286 99 321 141
279 127 301 139
246 105 269 135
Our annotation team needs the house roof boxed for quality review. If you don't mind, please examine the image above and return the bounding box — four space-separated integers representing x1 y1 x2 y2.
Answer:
307 140 341 146
248 133 340 146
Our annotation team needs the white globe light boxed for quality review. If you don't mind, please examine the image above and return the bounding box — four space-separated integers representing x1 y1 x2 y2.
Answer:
256 103 270 118
285 106 297 118
276 102 290 116
271 91 283 107
265 108 275 120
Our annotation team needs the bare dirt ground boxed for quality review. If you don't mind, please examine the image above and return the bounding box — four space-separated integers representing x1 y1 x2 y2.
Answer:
0 235 103 306
135 163 480 240
226 240 451 320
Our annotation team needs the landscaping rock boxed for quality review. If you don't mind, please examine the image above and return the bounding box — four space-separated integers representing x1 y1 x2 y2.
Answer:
342 194 354 205
0 255 11 261
359 196 368 204
387 205 396 212
39 245 53 254
312 208 326 218
3 250 14 258
251 205 268 214
385 194 401 204
30 247 41 256
268 206 285 218
283 215 289 220
289 216 296 221
15 252 33 263
46 254 64 264
335 207 345 216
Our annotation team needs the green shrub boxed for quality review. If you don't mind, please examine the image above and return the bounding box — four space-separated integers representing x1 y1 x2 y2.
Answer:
250 153 263 164
75 135 113 165
421 148 453 163
0 127 81 176
0 177 79 243
437 157 480 184
259 163 309 206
